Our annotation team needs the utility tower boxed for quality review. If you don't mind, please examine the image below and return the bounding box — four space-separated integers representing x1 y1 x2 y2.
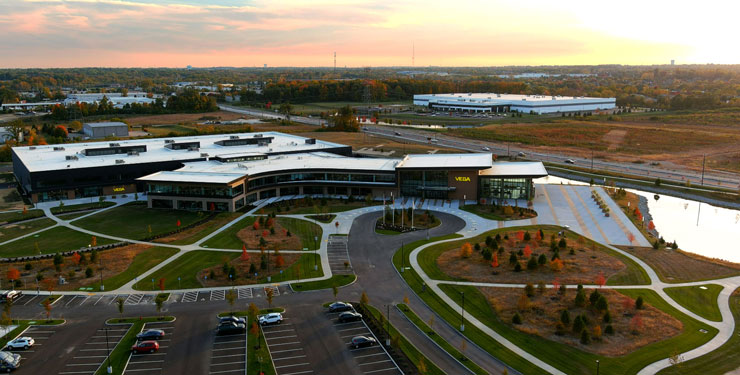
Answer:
334 52 336 73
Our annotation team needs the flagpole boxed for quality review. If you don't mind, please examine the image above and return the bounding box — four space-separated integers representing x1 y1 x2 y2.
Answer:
411 199 415 230
391 192 395 226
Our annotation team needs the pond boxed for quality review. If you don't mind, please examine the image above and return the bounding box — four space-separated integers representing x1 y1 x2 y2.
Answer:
535 176 740 263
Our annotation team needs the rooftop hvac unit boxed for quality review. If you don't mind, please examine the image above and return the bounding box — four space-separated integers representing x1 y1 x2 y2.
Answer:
200 153 209 157
188 146 199 151
229 135 240 139
127 151 139 156
65 155 78 160
254 134 263 138
53 146 65 151
29 146 36 150
305 138 316 145
164 139 175 144
109 143 120 147
115 159 125 164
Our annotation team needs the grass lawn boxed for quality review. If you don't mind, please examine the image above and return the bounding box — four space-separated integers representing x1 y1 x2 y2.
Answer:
441 284 717 375
658 288 740 374
0 226 116 257
133 250 235 290
460 204 537 221
277 217 322 250
51 201 116 214
305 214 336 223
361 303 445 375
89 247 179 291
392 235 543 374
73 202 205 240
96 316 175 375
0 218 56 242
168 212 243 245
664 284 723 322
201 216 256 249
414 225 649 286
0 209 44 223
257 254 322 284
291 274 355 291
375 228 401 235
56 211 95 220
397 303 487 375
0 319 65 344
268 198 380 215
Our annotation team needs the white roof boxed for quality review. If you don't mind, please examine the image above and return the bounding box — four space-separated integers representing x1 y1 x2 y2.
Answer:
84 122 128 128
479 162 548 177
138 171 245 184
397 153 492 169
414 93 615 106
12 132 347 173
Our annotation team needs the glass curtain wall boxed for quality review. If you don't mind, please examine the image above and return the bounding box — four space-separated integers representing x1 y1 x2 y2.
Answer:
399 170 448 199
479 178 531 200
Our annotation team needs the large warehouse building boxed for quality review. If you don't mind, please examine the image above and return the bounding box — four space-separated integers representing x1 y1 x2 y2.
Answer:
11 132 547 210
413 93 616 114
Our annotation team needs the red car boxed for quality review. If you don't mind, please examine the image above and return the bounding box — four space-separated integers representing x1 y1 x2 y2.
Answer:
131 340 159 354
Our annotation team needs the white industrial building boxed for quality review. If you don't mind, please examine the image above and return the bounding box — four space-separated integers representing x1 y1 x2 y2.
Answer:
413 93 616 114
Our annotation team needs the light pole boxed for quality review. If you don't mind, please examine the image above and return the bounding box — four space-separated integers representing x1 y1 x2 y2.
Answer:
104 328 112 374
314 236 318 271
596 359 600 375
460 291 465 332
98 245 104 291
386 304 391 346
400 242 404 273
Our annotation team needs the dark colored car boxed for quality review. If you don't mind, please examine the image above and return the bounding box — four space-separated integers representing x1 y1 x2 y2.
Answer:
350 336 376 349
136 329 165 341
131 340 159 354
219 316 246 325
338 311 362 323
217 322 246 336
0 351 21 372
328 302 353 313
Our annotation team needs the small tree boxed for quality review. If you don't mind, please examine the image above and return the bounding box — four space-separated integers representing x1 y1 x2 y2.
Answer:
459 243 473 258
575 290 586 307
43 299 52 321
523 245 532 258
573 315 585 333
560 309 571 326
6 268 20 288
72 252 81 265
508 252 518 266
512 313 522 324
526 256 538 270
517 293 529 311
580 329 591 345
524 283 535 297
593 325 602 341
248 303 260 321
226 289 237 314
266 288 274 308
403 295 410 305
595 296 609 313
635 296 644 309
116 297 125 319
418 356 428 375
155 295 164 317
332 285 339 301
53 253 64 273
550 258 563 272
360 291 369 305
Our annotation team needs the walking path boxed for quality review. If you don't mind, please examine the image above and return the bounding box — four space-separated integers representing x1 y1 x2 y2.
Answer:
1 184 737 374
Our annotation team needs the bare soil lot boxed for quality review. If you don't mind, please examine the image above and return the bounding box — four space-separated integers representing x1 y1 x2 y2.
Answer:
125 111 247 126
619 246 740 283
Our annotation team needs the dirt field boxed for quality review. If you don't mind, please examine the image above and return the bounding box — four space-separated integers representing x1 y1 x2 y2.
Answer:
154 212 241 244
437 229 626 285
0 188 26 211
237 221 301 250
198 252 300 287
618 246 740 283
480 287 682 356
0 244 151 291
125 111 248 127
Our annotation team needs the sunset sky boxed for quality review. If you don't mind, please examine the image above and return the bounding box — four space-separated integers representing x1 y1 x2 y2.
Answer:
0 0 738 68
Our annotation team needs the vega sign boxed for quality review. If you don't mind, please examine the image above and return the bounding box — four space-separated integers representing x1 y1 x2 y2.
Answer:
454 176 471 182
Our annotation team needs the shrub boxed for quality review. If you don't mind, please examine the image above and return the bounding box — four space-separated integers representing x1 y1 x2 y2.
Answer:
512 313 522 324
555 321 566 335
514 263 522 272
474 243 481 252
605 324 615 335
537 281 546 294
573 315 585 333
580 329 591 345
209 269 216 280
558 238 567 249
85 267 94 278
596 296 609 313
589 290 602 306
526 256 538 270
575 290 587 307
459 243 473 258
485 236 493 247
593 325 602 340
560 310 571 326
538 254 547 265
508 252 518 265
524 283 535 297
24 263 32 271
635 296 644 309
482 249 492 261
603 310 612 323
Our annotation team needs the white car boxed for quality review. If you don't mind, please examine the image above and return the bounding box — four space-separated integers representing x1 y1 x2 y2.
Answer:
6 337 34 350
258 313 283 326
481 146 491 151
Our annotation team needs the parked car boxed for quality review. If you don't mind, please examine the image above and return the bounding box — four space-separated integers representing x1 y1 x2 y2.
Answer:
394 131 402 136
136 329 165 341
350 336 377 349
328 302 353 313
565 159 575 164
0 291 21 303
481 146 491 151
217 322 246 336
0 351 20 372
219 316 246 325
430 138 439 143
517 151 526 157
258 313 283 326
5 337 34 350
131 340 159 354
338 312 362 323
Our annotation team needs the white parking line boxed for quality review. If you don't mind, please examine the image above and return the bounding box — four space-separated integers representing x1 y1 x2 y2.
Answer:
209 369 245 374
213 339 243 344
280 371 314 375
273 355 306 361
265 342 300 347
360 359 392 366
262 328 294 334
22 295 38 306
275 363 310 369
271 348 304 354
265 335 297 340
211 361 246 366
363 368 400 374
125 368 163 372
212 353 244 359
355 352 386 359
213 346 246 351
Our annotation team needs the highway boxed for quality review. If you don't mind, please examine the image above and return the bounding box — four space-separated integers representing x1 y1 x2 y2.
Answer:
220 104 740 192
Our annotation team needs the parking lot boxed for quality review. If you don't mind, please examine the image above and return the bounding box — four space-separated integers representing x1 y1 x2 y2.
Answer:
171 285 283 304
59 324 131 375
261 312 315 375
329 311 402 375
8 324 61 373
208 321 246 375
123 321 175 374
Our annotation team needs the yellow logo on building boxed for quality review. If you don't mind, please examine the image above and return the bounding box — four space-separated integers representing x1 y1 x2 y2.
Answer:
113 187 125 192
454 177 471 182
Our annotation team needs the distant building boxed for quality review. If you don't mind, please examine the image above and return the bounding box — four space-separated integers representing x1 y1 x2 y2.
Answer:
671 60 675 65
413 93 616 114
83 122 129 139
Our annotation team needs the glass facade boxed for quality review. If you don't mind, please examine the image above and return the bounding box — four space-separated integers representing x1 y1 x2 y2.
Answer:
479 177 532 200
247 172 395 189
147 183 243 198
399 170 449 199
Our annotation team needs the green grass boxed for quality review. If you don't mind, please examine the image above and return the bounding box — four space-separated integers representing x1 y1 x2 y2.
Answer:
200 216 256 249
133 250 235 290
56 211 95 220
0 319 65 343
268 199 380 215
0 209 44 223
168 212 242 245
412 225 649 286
89 247 179 291
251 315 276 375
664 284 723 322
258 254 322 284
362 304 445 375
305 214 336 223
277 217 322 250
659 289 740 374
0 226 116 257
392 235 544 374
291 274 356 291
0 218 55 242
397 303 487 375
51 201 116 214
73 202 205 240
375 228 401 235
96 316 175 375
440 284 718 375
